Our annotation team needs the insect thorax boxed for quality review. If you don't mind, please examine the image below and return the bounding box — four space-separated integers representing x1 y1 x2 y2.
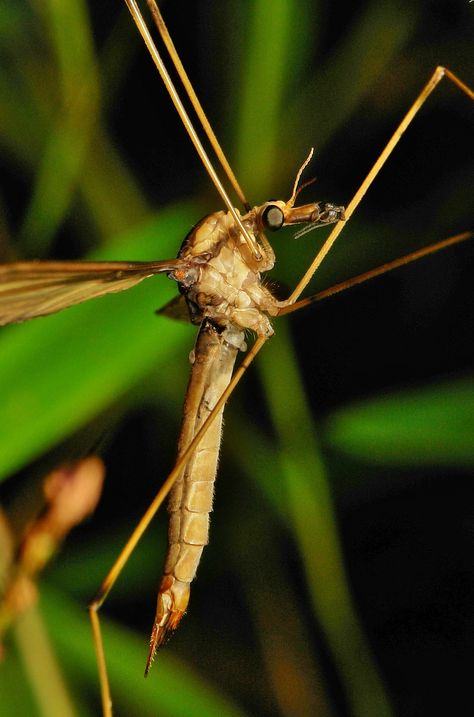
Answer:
172 209 279 337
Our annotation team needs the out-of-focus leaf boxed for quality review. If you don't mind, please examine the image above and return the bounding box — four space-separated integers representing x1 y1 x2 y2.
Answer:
233 0 301 196
42 586 249 717
257 319 394 717
0 644 39 716
324 376 474 466
0 204 196 480
283 0 418 177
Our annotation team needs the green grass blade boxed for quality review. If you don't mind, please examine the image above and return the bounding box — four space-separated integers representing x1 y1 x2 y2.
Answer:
0 204 195 480
41 586 249 717
325 375 474 466
258 319 394 717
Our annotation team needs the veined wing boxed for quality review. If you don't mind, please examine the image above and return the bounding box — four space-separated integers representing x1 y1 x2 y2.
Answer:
0 259 182 326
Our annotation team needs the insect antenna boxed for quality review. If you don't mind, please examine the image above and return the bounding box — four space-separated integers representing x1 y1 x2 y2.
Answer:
285 66 474 306
288 147 315 207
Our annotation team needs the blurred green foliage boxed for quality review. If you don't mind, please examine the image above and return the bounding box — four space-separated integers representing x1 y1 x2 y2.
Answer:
0 1 473 716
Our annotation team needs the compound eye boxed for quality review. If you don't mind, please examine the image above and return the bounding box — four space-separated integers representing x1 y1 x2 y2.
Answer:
261 204 284 231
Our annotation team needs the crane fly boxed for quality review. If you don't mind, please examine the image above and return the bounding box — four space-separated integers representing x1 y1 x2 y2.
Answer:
0 1 472 715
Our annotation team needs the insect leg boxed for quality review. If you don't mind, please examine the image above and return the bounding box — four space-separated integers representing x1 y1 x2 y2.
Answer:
88 335 267 716
281 67 473 308
280 231 473 315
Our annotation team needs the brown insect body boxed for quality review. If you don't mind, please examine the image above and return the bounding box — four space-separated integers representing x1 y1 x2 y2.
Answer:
0 176 345 674
174 199 345 337
0 0 471 713
146 195 344 666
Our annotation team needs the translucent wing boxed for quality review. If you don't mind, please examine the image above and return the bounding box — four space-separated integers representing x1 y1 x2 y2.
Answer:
155 293 190 322
0 259 182 326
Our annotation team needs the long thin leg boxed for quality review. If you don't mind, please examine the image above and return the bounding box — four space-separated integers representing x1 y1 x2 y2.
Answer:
281 67 474 308
122 0 259 257
279 231 473 316
145 0 250 210
89 336 267 717
90 65 472 717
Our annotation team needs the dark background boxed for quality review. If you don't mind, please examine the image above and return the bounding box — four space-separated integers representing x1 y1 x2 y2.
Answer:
0 1 473 716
